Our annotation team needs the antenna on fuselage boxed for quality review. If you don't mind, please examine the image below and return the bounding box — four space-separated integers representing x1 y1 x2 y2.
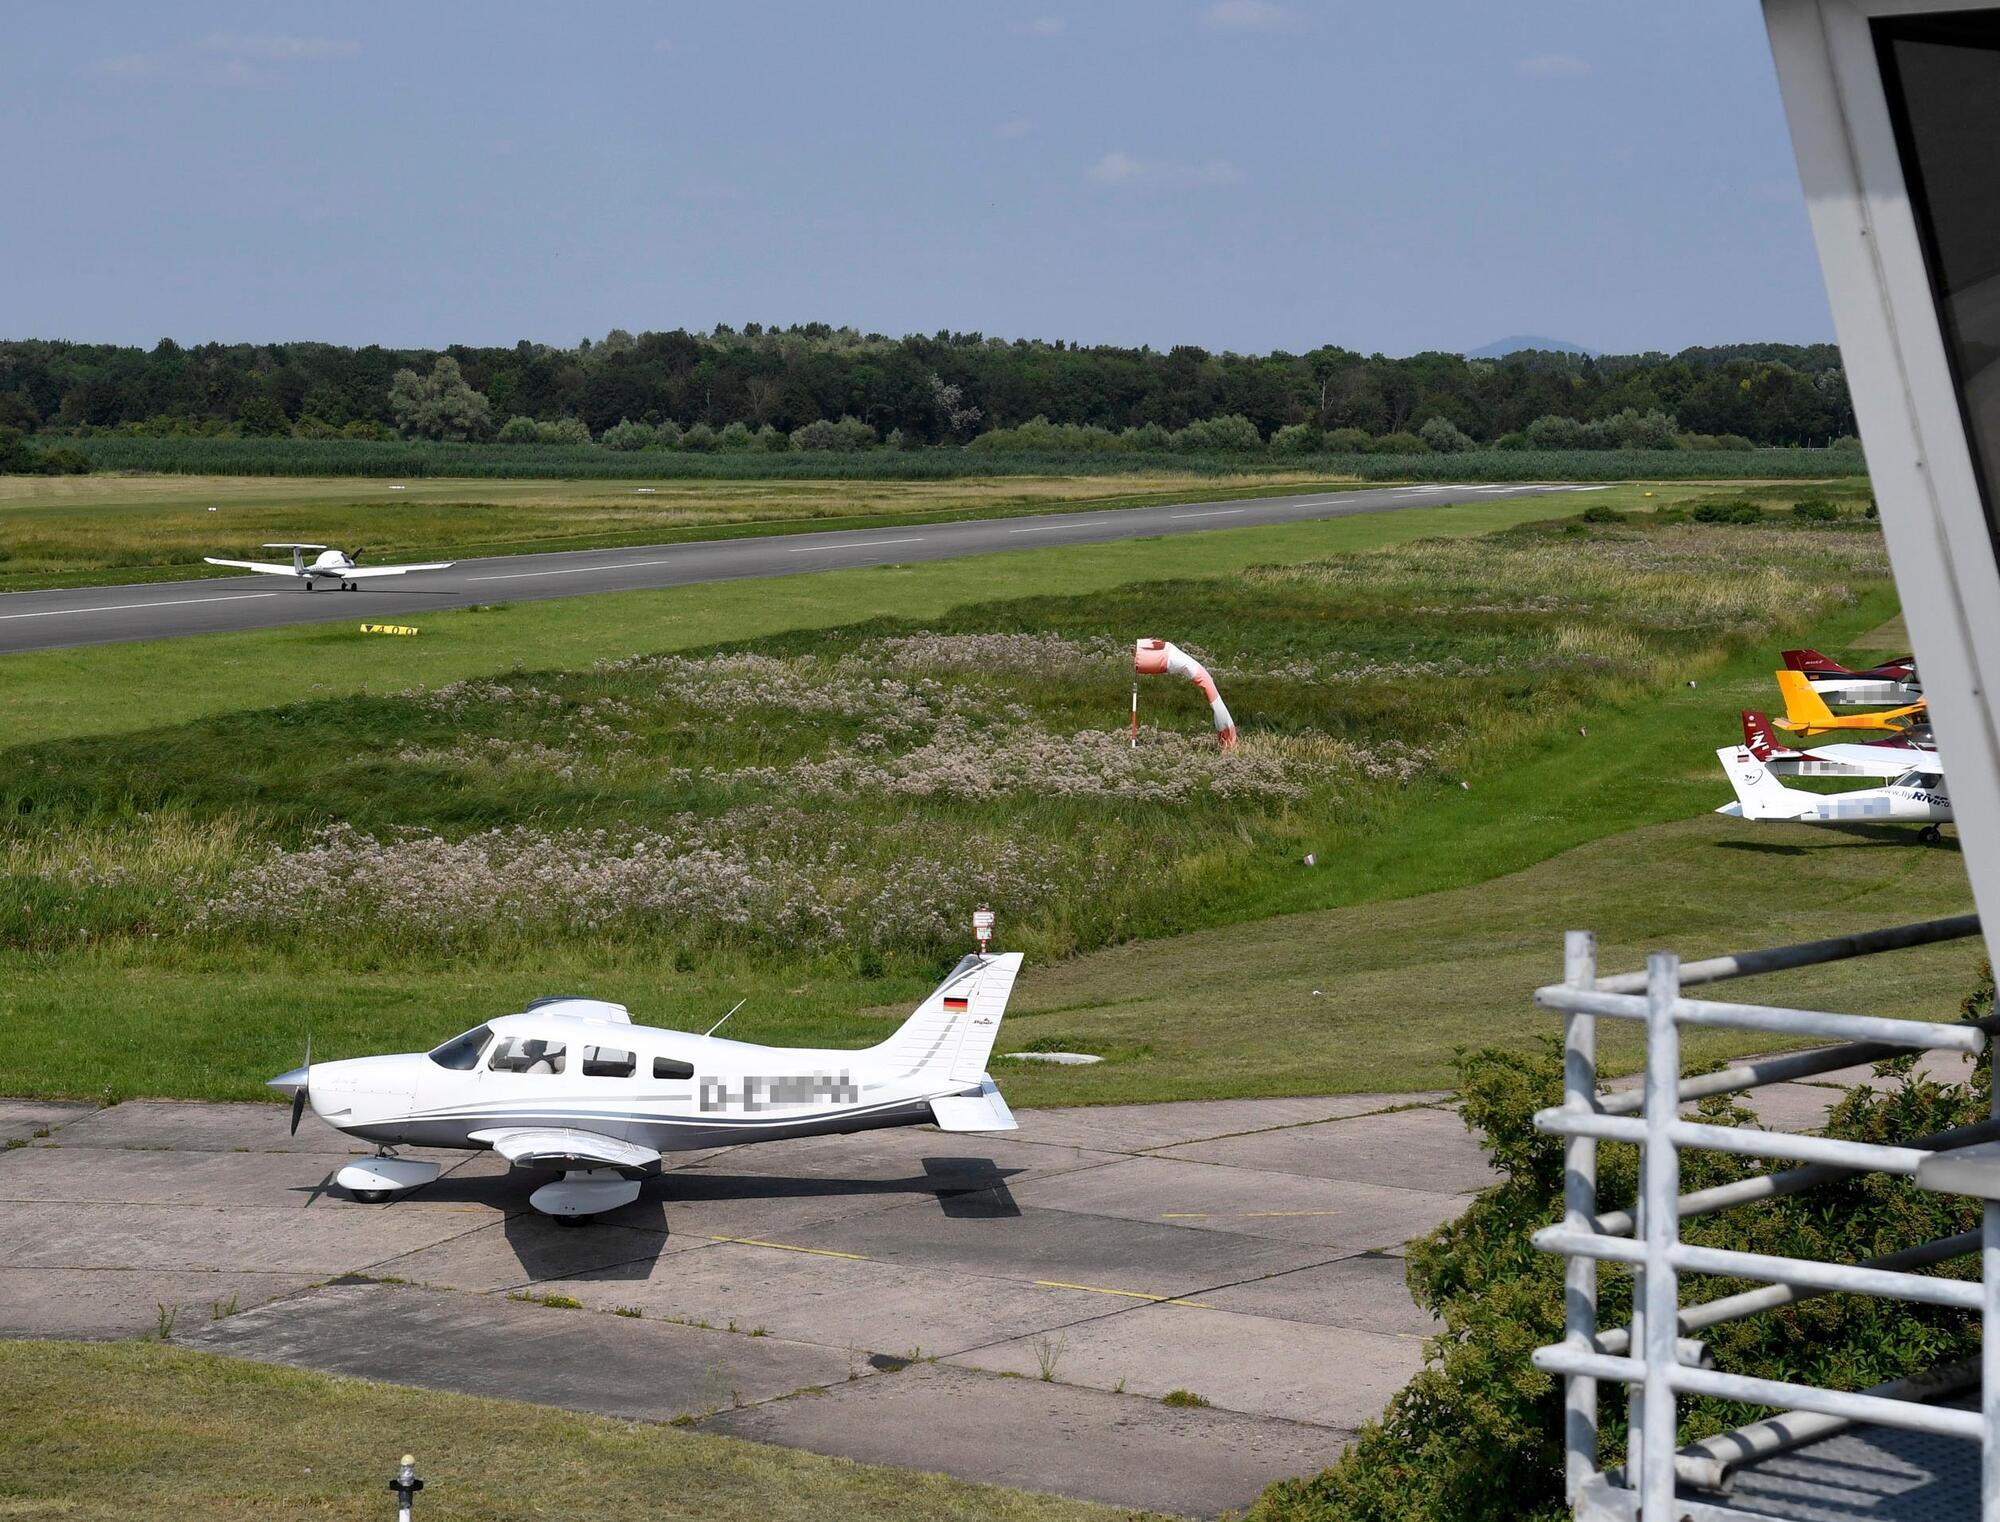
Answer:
704 998 746 1038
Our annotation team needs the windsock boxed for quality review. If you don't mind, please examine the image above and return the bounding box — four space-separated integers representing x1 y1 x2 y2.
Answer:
1135 638 1236 749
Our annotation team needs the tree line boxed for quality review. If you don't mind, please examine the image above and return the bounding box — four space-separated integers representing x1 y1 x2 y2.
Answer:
0 326 1856 452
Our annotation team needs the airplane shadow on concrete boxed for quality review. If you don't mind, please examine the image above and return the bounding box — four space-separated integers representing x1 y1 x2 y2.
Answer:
308 1154 1024 1280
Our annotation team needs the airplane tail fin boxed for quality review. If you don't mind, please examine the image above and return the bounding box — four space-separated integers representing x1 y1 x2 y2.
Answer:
1774 670 1840 732
1781 648 1846 676
1740 711 1798 762
871 951 1023 1088
1716 745 1813 820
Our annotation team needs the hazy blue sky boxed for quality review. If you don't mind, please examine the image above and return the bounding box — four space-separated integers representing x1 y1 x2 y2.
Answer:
0 3 1831 356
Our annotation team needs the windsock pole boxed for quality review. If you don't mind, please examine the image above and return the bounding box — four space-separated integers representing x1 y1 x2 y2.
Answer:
1130 683 1139 748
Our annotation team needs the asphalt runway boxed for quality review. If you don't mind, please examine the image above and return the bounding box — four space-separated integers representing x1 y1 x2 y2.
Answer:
0 481 1600 654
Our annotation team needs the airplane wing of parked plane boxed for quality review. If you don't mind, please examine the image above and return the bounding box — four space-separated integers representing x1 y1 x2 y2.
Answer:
467 1126 662 1175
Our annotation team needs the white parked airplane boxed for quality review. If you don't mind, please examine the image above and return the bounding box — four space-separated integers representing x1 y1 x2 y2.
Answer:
1738 711 1940 780
268 950 1023 1221
1715 744 1951 843
203 543 454 591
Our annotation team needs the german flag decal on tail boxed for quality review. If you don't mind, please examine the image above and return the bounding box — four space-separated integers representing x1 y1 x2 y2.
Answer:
944 996 970 1013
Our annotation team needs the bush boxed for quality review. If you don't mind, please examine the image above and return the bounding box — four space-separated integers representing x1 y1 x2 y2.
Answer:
1524 414 1589 450
716 420 755 452
1122 422 1172 450
290 416 339 440
1578 504 1625 524
1690 497 1763 524
599 418 656 451
1323 427 1373 453
1246 974 1994 1522
540 417 592 446
496 416 542 444
752 423 789 453
652 420 681 449
236 396 291 438
1492 432 1528 451
790 415 876 452
1679 431 1756 452
968 416 1129 453
33 445 91 475
1369 431 1429 455
680 421 718 453
0 427 90 474
1417 416 1475 454
340 419 394 442
1171 414 1263 452
1791 496 1842 522
1270 422 1323 454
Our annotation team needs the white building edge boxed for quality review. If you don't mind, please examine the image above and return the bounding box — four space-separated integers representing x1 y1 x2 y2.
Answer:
1532 6 2000 1517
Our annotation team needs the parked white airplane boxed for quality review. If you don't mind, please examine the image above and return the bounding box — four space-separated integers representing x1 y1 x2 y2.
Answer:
268 950 1023 1221
1738 711 1940 780
203 543 454 591
1715 744 1951 843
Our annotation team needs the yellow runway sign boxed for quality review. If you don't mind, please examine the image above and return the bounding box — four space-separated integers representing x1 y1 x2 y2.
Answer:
359 623 420 637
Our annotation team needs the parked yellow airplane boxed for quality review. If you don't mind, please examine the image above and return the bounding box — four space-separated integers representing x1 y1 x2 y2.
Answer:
1773 670 1928 737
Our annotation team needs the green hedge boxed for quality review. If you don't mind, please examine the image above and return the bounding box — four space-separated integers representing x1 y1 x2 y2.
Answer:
60 435 1871 482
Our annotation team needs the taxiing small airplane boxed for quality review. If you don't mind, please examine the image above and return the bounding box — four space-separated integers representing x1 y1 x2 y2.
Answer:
1773 670 1927 737
1738 711 1938 779
203 543 454 592
268 949 1023 1221
1715 743 1951 843
1781 647 1920 705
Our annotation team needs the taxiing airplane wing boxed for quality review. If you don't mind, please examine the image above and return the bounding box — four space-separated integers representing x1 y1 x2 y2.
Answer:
203 557 303 576
468 1126 661 1177
338 561 455 579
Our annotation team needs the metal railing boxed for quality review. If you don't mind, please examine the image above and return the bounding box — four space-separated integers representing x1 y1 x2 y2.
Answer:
1528 915 2000 1522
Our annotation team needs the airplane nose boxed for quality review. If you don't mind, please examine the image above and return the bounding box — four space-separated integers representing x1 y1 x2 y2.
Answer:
268 1065 309 1097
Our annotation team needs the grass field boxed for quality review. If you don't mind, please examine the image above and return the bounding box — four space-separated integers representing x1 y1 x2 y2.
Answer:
4 486 1681 748
0 470 1367 591
0 1341 1141 1522
7 481 1960 1105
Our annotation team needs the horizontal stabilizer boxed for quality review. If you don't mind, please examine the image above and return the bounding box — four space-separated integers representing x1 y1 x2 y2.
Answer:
930 1079 1018 1133
469 1126 661 1177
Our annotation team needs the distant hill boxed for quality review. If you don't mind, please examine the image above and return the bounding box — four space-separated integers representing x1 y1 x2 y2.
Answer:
1464 335 1600 360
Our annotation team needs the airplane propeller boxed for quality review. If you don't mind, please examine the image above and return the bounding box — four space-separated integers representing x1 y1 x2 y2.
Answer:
267 1036 311 1135
292 1035 311 1134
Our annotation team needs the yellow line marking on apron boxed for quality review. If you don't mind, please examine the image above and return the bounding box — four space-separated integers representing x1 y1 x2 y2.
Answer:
1035 1280 1211 1307
701 1235 867 1260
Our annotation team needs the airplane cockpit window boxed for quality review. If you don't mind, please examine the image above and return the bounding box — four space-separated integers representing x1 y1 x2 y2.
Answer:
489 1037 566 1075
654 1057 695 1080
583 1046 636 1078
427 1025 492 1070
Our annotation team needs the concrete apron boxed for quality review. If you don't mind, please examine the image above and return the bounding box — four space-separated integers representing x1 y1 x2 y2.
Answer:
3 1091 1518 1516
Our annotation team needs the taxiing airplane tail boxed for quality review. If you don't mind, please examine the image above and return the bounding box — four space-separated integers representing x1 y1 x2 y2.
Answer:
871 951 1023 1088
1715 745 1814 821
1774 670 1841 733
1740 711 1799 763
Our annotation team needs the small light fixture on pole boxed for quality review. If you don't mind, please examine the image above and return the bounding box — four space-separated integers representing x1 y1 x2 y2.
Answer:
973 904 995 954
389 1454 424 1522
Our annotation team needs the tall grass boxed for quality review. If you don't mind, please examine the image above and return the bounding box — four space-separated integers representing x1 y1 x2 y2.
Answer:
2 514 1891 975
62 435 1869 482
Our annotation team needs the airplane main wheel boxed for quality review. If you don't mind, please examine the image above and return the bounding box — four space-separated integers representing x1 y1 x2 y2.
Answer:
349 1189 392 1204
554 1215 590 1229
304 582 315 592
1921 825 1943 845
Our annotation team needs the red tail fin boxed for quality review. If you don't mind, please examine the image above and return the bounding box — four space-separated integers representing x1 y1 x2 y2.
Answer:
1741 711 1785 761
1781 648 1846 675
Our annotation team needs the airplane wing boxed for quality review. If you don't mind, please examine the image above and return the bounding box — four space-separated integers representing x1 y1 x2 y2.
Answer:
339 561 455 579
203 557 300 576
467 1126 660 1177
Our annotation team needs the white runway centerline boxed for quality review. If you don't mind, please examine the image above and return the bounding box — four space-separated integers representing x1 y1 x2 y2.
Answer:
785 538 925 553
0 591 282 621
466 558 680 582
1169 508 1246 519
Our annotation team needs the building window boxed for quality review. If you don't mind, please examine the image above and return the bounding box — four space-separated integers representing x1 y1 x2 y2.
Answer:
1876 13 2000 556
